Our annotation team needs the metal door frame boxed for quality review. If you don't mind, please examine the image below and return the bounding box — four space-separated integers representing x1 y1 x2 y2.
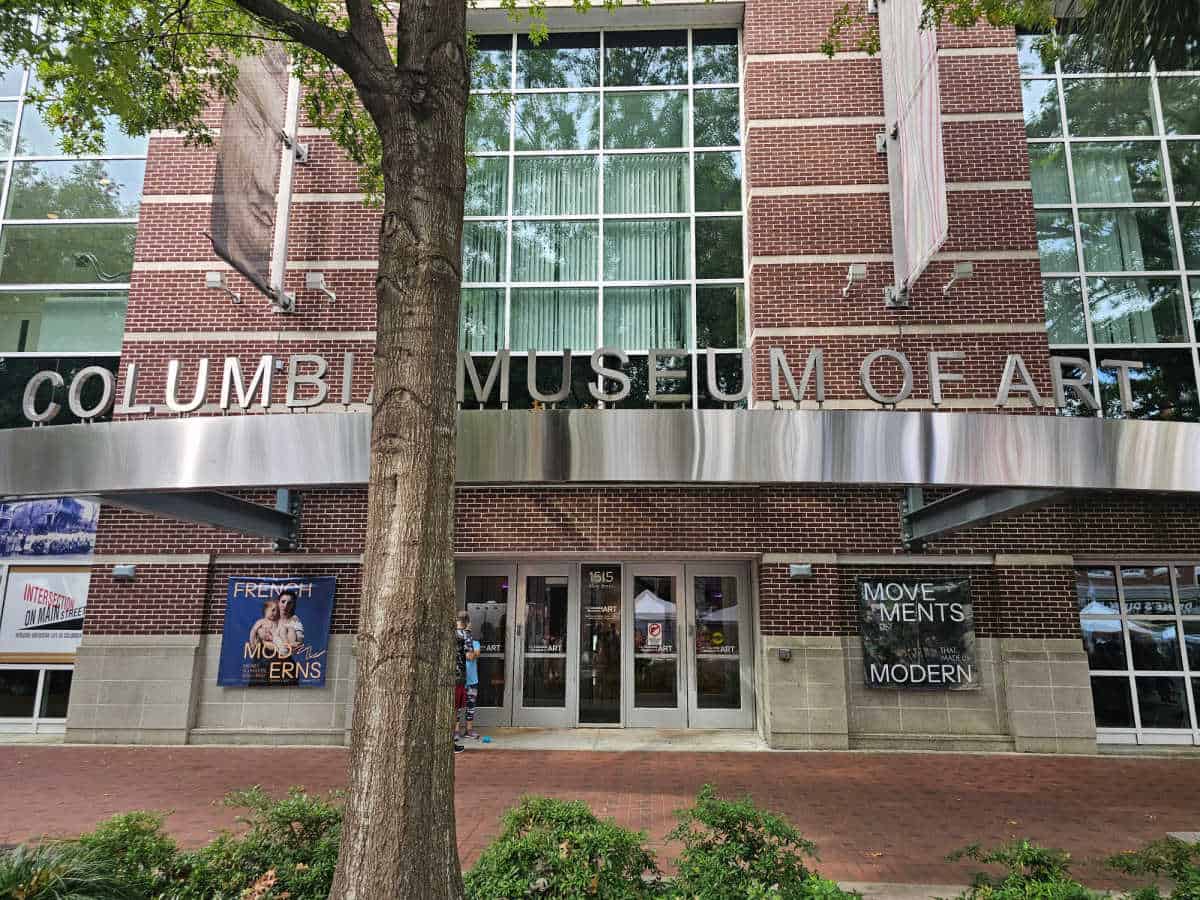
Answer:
623 563 686 728
685 562 755 730
455 561 517 728
514 563 579 728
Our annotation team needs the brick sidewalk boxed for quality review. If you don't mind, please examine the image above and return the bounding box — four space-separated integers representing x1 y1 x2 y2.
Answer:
0 746 1196 887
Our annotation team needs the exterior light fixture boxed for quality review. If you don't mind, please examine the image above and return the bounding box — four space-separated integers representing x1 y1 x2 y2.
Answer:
305 271 336 304
788 563 814 578
943 261 975 296
112 564 137 581
205 270 242 305
843 263 868 298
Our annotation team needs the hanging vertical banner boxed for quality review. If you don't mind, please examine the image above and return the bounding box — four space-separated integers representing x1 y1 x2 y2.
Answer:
217 576 335 687
879 0 948 289
0 566 91 655
858 577 978 690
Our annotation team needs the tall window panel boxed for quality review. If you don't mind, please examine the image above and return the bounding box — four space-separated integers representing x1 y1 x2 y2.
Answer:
462 29 746 409
0 64 146 428
1020 37 1200 421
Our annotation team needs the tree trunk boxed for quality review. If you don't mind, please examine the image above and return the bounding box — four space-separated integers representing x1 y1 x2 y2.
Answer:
329 2 469 897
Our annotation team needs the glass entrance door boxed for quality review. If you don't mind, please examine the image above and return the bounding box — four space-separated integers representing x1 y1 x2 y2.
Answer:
456 563 516 727
625 565 685 727
514 565 578 727
579 564 623 724
686 564 754 729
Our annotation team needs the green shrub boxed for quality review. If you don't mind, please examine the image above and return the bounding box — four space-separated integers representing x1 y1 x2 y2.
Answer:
946 840 1104 900
1107 837 1200 900
73 811 182 894
169 786 343 900
0 840 146 900
667 784 857 899
464 795 662 899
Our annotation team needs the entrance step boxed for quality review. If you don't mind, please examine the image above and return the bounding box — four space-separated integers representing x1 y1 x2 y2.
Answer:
470 727 766 752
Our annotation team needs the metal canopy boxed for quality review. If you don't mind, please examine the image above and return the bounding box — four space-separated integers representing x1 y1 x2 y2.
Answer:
900 487 1065 546
98 490 299 543
0 409 1199 497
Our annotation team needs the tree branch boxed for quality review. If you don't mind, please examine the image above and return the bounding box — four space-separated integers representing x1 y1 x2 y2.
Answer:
343 0 395 76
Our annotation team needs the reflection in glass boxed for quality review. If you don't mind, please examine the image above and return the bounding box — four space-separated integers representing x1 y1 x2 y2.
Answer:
467 97 509 152
524 576 567 654
580 565 621 724
504 356 597 411
693 30 739 84
1135 676 1190 728
604 219 689 281
695 576 739 656
618 353 691 408
1086 277 1188 344
463 576 508 653
0 669 38 717
523 658 567 707
1082 618 1128 669
604 154 688 214
466 157 508 217
696 658 740 709
1184 622 1200 670
696 352 750 409
514 155 598 216
6 160 145 219
604 30 687 86
517 32 600 89
510 288 597 351
1159 76 1200 136
1096 350 1200 420
460 288 504 352
1180 206 1200 270
605 91 687 149
1128 619 1183 670
1120 566 1176 614
1169 141 1200 202
16 105 148 156
515 93 600 151
635 658 678 708
0 290 127 352
39 670 72 718
1022 79 1061 138
475 657 506 708
694 89 740 147
0 66 22 96
1035 211 1078 273
697 285 746 348
0 224 136 284
1090 676 1134 727
603 286 690 350
1043 279 1086 344
1076 566 1119 612
512 221 598 282
471 35 512 91
1029 143 1070 204
1079 208 1175 271
0 356 120 428
695 151 742 212
1016 35 1050 76
696 218 743 279
0 102 15 155
633 576 678 654
1174 565 1200 614
1063 77 1155 137
462 221 507 283
1070 142 1164 203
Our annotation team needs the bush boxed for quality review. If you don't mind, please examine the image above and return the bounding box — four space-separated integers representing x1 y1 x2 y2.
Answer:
667 784 857 899
1107 837 1200 900
74 811 182 894
465 795 662 899
946 840 1103 900
0 840 147 900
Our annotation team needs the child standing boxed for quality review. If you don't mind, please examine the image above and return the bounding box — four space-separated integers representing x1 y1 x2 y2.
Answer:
462 631 482 739
453 611 478 747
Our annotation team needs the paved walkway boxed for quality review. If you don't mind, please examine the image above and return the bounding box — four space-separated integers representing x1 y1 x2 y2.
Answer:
0 745 1197 889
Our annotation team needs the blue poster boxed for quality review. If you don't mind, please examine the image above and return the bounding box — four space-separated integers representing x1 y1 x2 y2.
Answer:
217 576 336 687
0 498 99 558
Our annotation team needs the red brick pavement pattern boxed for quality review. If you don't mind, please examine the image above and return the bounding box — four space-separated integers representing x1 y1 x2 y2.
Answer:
2 748 1197 885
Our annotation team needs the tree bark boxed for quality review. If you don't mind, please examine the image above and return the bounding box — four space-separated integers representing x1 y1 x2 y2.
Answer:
328 2 468 897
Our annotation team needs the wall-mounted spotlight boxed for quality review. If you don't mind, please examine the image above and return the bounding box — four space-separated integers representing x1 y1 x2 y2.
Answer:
943 261 975 297
205 271 241 305
305 271 336 304
112 563 137 582
788 563 814 579
843 263 868 298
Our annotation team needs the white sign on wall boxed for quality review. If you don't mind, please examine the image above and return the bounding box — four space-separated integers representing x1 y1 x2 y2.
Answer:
0 567 90 655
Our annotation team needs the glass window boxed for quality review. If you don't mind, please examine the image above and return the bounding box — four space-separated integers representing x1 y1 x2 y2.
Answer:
605 91 687 149
513 156 598 216
1063 77 1155 137
459 288 505 352
1185 622 1200 670
517 33 600 89
16 105 147 157
694 88 739 147
1097 350 1200 420
1082 618 1128 669
1180 206 1200 270
1090 676 1135 727
1135 676 1190 727
0 290 127 352
1035 210 1078 273
466 157 508 217
0 66 23 96
1043 278 1086 344
1120 566 1176 614
1016 34 1050 76
462 221 507 283
1168 141 1200 201
695 151 742 211
1071 142 1164 203
0 356 119 428
39 670 72 718
0 223 136 284
697 285 745 348
472 35 512 91
1077 566 1120 612
696 218 743 279
5 159 145 219
510 288 597 351
604 219 689 282
693 30 739 84
0 102 16 155
512 221 598 282
604 154 689 214
603 286 690 349
604 30 687 86
1079 208 1176 271
467 97 509 152
514 93 599 151
1177 566 1200 614
0 669 39 717
1022 79 1061 138
1159 76 1200 135
1087 277 1189 343
1029 143 1070 204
